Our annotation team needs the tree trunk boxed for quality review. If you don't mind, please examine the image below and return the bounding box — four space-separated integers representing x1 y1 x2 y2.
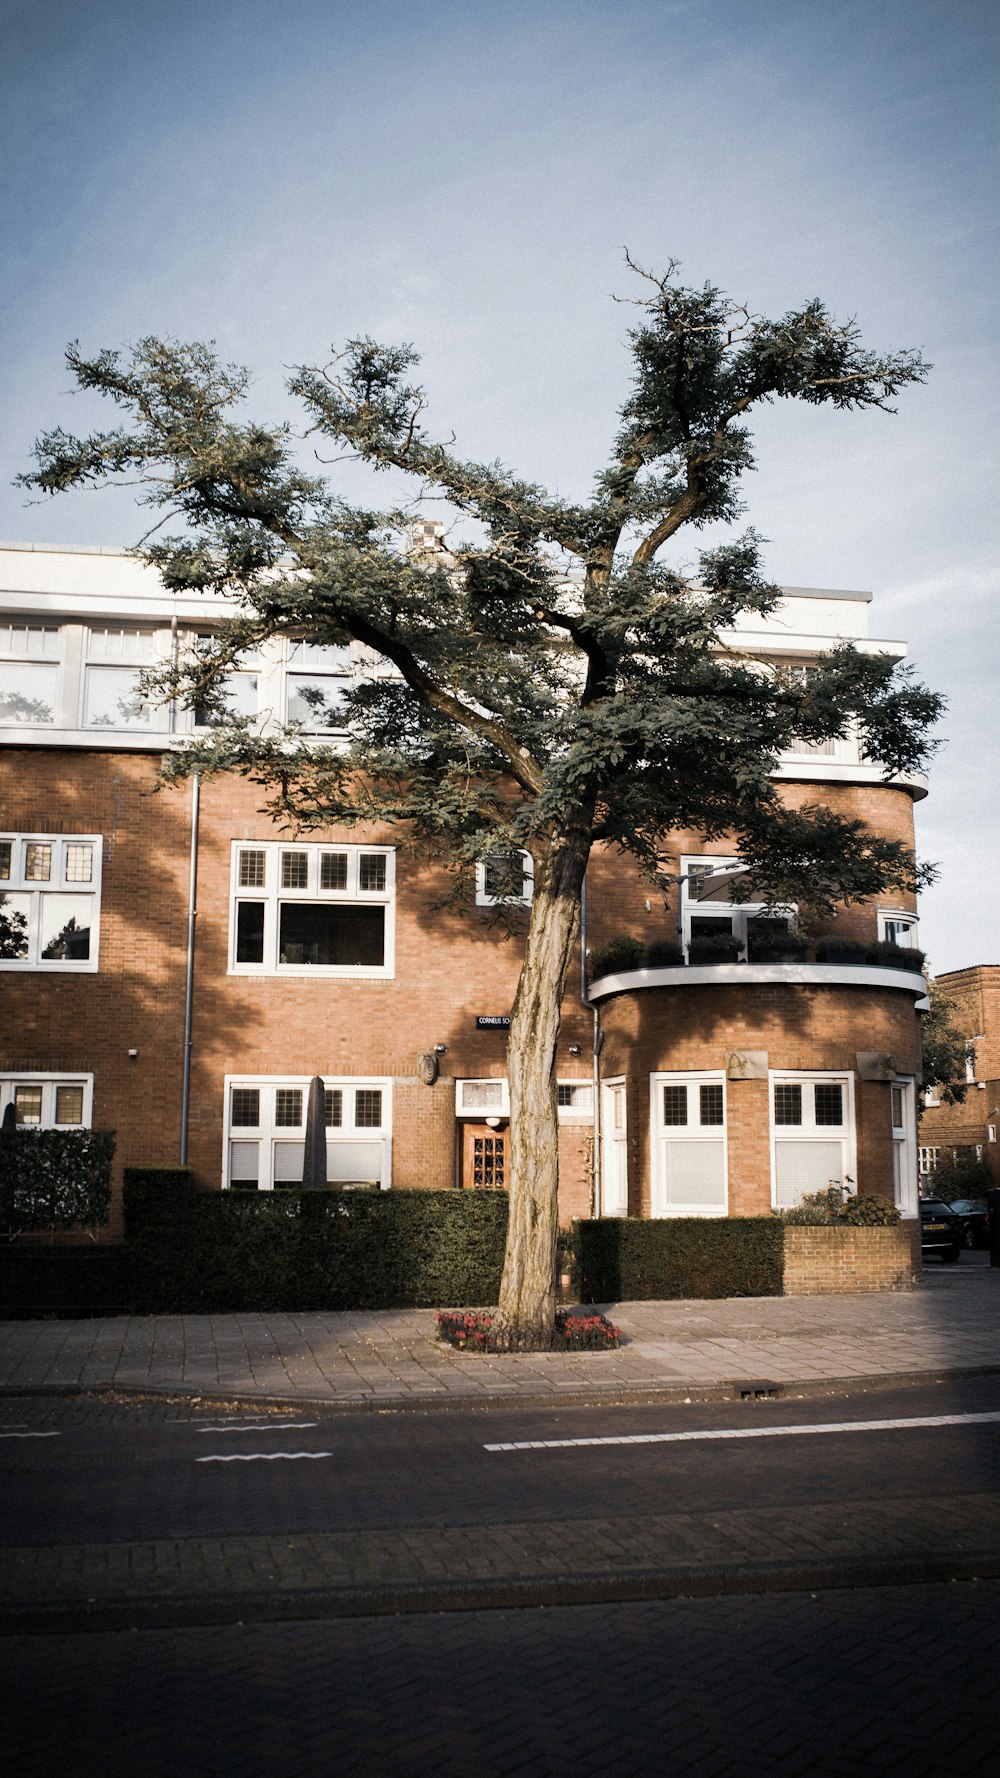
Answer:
492 822 591 1350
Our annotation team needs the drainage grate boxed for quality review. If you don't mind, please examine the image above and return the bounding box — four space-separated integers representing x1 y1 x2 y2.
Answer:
736 1382 783 1400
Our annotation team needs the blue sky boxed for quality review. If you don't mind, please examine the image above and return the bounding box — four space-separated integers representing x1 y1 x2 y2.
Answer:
2 0 997 969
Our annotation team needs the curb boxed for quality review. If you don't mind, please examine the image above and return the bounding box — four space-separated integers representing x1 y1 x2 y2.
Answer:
4 1552 999 1635
2 1364 1000 1415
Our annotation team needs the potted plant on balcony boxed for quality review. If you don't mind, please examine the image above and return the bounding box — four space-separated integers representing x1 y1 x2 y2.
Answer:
867 940 926 971
815 934 869 965
687 929 743 965
745 917 808 963
644 939 685 968
588 934 645 980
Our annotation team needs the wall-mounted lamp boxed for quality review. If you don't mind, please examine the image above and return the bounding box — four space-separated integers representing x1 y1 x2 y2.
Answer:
485 1116 501 1129
433 1043 448 1055
567 1044 581 1056
127 1048 139 1059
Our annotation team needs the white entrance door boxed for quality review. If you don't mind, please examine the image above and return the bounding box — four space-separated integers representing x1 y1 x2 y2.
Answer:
601 1079 628 1216
651 1074 727 1217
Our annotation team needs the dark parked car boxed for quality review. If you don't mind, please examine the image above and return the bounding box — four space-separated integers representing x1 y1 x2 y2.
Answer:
946 1198 991 1250
919 1197 963 1263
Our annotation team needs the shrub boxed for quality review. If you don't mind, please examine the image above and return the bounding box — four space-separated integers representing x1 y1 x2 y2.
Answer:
589 935 645 978
124 1180 508 1313
814 935 868 963
687 931 742 962
578 1217 783 1301
0 1246 132 1317
0 1129 115 1233
776 1186 900 1226
644 940 684 967
436 1307 620 1351
867 941 926 971
926 1152 993 1203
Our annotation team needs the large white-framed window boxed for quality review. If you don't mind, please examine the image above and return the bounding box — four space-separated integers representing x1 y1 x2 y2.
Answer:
778 666 859 763
284 639 352 733
454 1078 593 1120
919 1145 940 1178
891 1078 918 1217
224 1075 392 1190
193 633 262 728
877 910 919 949
0 834 102 971
229 840 395 977
650 1071 728 1217
0 1073 93 1128
82 625 168 731
0 621 62 727
680 856 794 958
475 851 534 907
770 1070 856 1207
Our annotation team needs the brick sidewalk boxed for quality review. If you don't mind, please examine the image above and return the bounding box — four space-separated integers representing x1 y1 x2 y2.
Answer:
1 1262 997 1408
4 1490 1000 1632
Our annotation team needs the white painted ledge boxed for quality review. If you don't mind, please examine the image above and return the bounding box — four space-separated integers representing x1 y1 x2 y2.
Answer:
588 962 929 1001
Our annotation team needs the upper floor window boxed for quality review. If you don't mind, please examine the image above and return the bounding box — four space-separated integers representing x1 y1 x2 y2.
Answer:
0 834 102 970
0 622 61 726
681 856 794 959
475 851 534 907
83 627 161 730
229 840 394 977
194 634 261 727
877 911 919 949
285 640 351 732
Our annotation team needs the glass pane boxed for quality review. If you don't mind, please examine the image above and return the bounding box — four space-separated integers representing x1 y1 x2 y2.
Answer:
324 1088 343 1128
0 893 31 958
275 1089 303 1127
288 640 351 669
286 674 347 729
64 844 93 883
814 1084 844 1127
0 842 9 880
238 850 265 888
891 1086 904 1131
320 853 348 890
0 662 58 725
229 1140 260 1185
483 853 527 899
88 626 155 662
14 1085 43 1125
39 895 92 960
235 902 265 964
195 671 258 726
699 1084 724 1126
774 1084 803 1125
55 1086 84 1125
359 854 387 893
355 1089 383 1128
231 1088 261 1127
663 1085 687 1126
25 843 52 881
690 914 734 938
281 851 309 889
462 1080 503 1108
0 622 59 657
278 903 384 967
84 666 150 728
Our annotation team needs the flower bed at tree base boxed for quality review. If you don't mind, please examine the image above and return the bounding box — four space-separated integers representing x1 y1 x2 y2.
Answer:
782 1223 920 1295
437 1309 621 1351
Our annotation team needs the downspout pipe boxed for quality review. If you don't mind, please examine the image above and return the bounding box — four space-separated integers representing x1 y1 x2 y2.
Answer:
179 772 200 1166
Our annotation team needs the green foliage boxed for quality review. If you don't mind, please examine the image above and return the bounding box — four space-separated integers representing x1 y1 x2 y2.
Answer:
0 1129 115 1233
776 1186 900 1226
920 981 972 1107
578 1217 784 1301
925 1151 993 1201
123 1177 508 1313
589 935 684 977
0 1247 132 1317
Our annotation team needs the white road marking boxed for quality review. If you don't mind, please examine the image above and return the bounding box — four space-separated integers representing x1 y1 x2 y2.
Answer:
195 1422 320 1434
197 1450 333 1463
0 1430 61 1439
485 1409 1000 1453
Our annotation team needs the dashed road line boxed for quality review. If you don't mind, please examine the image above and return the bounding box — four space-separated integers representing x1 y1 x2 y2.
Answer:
485 1409 1000 1453
196 1451 333 1463
0 1431 62 1440
195 1422 320 1434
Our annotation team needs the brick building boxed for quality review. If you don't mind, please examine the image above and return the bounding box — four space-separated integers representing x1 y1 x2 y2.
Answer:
1 543 930 1238
919 965 1000 1184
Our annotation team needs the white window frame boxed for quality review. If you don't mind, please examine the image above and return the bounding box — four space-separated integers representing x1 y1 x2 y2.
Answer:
650 1070 728 1218
680 855 794 959
81 624 172 733
0 833 103 972
223 1075 392 1191
769 1070 856 1209
454 1078 593 1120
0 1073 93 1128
555 1081 594 1120
890 1077 918 1217
282 638 353 735
600 1076 629 1217
877 909 919 949
0 621 63 728
228 840 395 978
475 851 534 907
919 1145 940 1177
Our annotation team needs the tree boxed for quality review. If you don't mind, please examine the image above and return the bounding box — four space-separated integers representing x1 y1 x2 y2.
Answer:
19 260 942 1348
920 979 971 1107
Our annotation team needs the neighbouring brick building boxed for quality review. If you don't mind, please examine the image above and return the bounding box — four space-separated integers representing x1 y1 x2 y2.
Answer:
1 543 930 1240
919 965 1000 1185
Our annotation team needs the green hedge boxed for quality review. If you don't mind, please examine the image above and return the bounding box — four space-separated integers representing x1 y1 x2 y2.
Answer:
124 1175 509 1313
0 1246 132 1318
578 1216 784 1301
0 1129 115 1233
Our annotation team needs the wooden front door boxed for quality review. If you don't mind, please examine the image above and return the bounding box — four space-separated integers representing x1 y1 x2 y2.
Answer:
462 1123 508 1189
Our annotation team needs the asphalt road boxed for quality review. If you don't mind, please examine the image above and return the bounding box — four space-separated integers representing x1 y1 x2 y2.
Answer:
3 1373 1000 1546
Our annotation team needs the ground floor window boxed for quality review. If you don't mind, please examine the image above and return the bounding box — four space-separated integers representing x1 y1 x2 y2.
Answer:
223 1076 392 1190
0 1073 92 1128
770 1071 855 1207
891 1079 918 1217
650 1072 727 1217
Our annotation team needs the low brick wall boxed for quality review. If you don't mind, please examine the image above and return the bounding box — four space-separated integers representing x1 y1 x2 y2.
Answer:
783 1223 921 1295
